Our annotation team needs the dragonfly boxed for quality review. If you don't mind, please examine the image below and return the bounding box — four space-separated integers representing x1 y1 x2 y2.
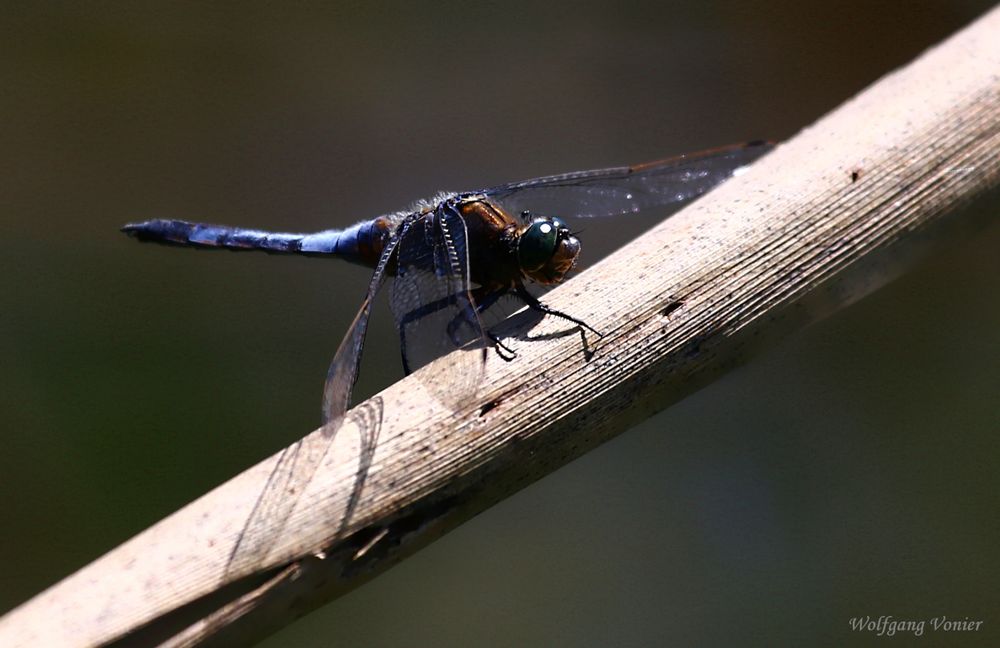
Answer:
123 141 772 426
123 141 773 571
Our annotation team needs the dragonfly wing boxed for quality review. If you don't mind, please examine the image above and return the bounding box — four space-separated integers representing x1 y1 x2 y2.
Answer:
483 141 773 220
226 241 398 575
322 235 399 424
389 205 487 409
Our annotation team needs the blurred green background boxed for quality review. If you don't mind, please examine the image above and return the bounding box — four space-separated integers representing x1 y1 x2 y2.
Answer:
3 1 998 646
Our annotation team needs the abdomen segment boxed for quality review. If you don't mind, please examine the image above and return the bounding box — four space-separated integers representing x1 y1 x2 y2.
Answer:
121 218 391 268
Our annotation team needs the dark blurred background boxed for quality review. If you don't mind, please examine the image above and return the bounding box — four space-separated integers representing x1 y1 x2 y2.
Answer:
3 1 998 646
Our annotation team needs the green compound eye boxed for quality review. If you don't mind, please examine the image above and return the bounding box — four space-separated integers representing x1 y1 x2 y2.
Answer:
518 219 560 271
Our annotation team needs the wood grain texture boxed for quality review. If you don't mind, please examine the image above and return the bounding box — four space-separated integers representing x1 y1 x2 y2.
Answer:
2 6 999 647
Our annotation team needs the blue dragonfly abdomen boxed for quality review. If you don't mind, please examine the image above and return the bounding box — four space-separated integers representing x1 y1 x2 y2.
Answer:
121 217 394 269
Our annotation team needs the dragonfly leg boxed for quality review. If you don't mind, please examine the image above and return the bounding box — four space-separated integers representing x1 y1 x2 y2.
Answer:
437 286 523 361
399 328 412 375
396 286 474 376
489 332 517 361
397 286 506 374
514 282 603 337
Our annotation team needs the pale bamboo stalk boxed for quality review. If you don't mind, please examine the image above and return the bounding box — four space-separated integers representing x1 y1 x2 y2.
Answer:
2 6 999 647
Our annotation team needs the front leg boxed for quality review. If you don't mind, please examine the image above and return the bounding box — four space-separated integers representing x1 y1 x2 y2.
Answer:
514 282 602 337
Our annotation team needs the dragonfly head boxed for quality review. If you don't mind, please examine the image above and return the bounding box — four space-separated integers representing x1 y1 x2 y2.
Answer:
518 216 581 285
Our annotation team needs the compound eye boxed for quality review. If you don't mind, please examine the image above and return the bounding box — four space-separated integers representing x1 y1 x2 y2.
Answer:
518 219 560 271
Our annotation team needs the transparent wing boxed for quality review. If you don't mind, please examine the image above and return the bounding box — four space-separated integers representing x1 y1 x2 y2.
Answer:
322 235 399 424
226 241 398 575
483 141 773 220
389 206 486 408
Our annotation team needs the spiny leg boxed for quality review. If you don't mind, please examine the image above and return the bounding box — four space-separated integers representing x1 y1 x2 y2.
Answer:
443 286 517 361
396 286 518 373
397 289 483 374
514 282 603 337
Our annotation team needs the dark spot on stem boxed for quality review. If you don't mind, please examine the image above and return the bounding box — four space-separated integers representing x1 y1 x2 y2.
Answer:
479 399 500 416
661 301 684 317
